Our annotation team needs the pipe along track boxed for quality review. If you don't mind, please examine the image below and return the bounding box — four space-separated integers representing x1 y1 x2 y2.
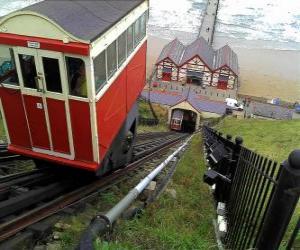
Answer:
0 132 188 245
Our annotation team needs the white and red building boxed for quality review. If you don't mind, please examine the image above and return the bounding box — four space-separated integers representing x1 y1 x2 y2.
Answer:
156 37 239 90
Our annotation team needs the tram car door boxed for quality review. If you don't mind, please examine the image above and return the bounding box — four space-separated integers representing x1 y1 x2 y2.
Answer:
15 47 74 157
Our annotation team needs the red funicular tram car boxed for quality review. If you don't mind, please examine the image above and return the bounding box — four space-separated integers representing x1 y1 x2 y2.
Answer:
0 0 148 175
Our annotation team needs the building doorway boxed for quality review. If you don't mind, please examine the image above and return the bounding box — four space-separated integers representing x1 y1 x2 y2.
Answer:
217 75 229 90
170 109 197 133
162 67 172 81
186 70 203 86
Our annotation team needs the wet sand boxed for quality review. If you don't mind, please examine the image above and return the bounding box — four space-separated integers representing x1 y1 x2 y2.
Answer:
147 35 300 102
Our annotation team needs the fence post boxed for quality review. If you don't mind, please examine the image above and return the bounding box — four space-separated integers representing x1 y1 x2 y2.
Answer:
256 150 300 250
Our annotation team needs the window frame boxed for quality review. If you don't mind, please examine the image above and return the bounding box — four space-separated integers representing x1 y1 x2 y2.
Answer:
0 45 20 87
117 30 127 68
64 54 89 100
93 49 107 93
106 40 117 80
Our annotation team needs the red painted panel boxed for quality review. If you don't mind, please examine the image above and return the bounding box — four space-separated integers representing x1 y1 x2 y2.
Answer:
162 72 171 81
0 33 89 56
217 81 228 90
0 88 31 148
69 100 93 161
46 98 70 154
23 95 50 149
9 145 98 171
126 41 147 112
96 71 127 160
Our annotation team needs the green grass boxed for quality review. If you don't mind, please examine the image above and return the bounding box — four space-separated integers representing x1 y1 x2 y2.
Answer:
216 117 300 249
216 117 300 163
95 136 217 250
138 100 169 133
0 116 6 141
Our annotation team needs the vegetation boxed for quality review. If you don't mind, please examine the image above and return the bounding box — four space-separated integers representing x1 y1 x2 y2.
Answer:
216 117 300 248
0 116 6 142
216 117 300 163
95 136 217 250
138 99 169 133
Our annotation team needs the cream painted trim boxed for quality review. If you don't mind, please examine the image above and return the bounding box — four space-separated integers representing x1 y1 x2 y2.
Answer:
0 84 20 90
88 58 99 163
0 11 87 43
95 36 147 102
90 1 148 58
0 98 10 144
33 147 74 160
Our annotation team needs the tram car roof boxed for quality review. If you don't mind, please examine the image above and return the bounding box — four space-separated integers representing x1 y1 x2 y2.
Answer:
0 0 145 43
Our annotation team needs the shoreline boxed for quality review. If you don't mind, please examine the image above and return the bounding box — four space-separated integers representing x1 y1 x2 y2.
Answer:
147 34 300 102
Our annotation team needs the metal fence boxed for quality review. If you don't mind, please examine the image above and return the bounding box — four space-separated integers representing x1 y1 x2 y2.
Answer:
202 126 300 249
138 117 159 126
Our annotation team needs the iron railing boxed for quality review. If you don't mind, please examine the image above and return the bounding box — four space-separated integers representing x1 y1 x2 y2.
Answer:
202 126 300 249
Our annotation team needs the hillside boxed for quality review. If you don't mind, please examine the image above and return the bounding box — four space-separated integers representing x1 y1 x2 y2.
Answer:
216 117 300 248
216 117 300 163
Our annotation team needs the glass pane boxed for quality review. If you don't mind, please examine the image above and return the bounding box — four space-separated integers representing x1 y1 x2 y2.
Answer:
134 19 140 47
0 47 19 85
19 54 37 89
94 50 106 92
107 41 117 79
65 57 87 98
42 57 62 93
127 25 134 55
141 13 146 38
118 31 127 67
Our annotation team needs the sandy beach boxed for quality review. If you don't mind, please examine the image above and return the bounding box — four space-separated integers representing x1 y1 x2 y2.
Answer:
147 35 300 102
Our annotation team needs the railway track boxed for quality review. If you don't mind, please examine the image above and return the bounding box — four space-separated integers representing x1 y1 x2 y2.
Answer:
0 131 188 247
0 132 178 177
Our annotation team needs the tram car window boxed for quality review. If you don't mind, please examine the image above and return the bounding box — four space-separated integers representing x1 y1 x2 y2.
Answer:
94 51 107 92
65 57 87 98
0 0 149 176
0 47 19 85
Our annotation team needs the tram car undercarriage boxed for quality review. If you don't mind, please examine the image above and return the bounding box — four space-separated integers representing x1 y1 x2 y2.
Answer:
0 0 149 176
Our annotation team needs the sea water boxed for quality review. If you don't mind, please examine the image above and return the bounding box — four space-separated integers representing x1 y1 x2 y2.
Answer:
149 0 300 50
0 0 300 50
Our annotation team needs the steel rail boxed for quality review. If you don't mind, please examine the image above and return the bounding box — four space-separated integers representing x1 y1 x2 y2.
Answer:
0 133 188 241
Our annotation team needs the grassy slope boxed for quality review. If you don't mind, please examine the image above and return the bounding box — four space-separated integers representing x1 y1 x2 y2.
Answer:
95 136 217 250
0 116 5 141
216 117 300 163
138 100 169 133
216 117 300 248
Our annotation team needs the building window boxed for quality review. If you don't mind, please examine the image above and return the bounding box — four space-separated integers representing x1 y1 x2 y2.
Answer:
65 57 87 98
127 24 134 56
94 51 107 92
118 31 127 67
107 40 117 79
0 47 19 85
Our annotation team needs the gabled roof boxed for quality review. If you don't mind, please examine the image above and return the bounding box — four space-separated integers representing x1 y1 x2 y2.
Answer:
156 37 239 74
156 38 185 65
180 37 215 69
17 0 145 42
141 89 227 115
214 45 239 75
